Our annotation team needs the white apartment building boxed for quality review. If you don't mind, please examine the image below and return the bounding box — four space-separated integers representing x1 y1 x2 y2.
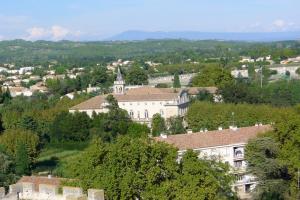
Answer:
69 68 189 124
155 125 272 199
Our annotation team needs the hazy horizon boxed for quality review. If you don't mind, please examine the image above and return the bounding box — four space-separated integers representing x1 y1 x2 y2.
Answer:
1 0 299 41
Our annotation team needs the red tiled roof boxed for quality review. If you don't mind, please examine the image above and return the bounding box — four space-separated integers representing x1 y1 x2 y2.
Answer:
154 125 272 150
70 86 183 110
70 95 106 110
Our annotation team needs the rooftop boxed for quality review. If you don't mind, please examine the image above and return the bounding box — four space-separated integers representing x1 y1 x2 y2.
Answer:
70 86 184 110
154 125 272 150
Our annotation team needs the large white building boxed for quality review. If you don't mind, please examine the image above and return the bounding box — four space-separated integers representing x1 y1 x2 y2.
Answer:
69 68 190 124
155 125 272 199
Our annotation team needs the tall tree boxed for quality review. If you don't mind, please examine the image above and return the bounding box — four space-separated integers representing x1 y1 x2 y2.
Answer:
173 73 181 88
15 142 30 176
126 66 148 85
0 147 17 187
151 114 167 136
167 116 186 135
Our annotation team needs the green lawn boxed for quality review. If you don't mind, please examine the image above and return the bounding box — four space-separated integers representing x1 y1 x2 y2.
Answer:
33 142 89 175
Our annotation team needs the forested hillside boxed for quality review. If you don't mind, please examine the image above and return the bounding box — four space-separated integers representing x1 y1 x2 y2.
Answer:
0 39 299 66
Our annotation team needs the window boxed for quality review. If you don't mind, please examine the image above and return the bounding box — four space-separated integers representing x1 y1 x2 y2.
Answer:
234 147 244 158
160 109 164 116
234 161 243 168
129 110 134 118
144 110 149 118
235 175 244 182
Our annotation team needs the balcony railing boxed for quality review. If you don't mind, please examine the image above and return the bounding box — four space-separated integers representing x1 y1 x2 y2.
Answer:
234 153 244 160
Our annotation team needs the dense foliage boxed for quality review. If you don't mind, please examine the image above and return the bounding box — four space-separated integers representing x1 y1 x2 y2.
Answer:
245 110 300 199
186 101 287 132
61 137 235 200
0 40 299 66
220 80 300 106
192 66 234 88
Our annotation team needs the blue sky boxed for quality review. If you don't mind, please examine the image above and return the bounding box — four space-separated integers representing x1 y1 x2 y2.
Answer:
0 0 299 41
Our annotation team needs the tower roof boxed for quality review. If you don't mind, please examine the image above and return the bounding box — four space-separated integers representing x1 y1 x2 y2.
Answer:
116 67 123 81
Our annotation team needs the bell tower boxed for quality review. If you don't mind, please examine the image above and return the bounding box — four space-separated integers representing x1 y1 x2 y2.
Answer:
113 67 125 94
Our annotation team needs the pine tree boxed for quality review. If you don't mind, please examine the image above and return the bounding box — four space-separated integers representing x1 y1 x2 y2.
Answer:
15 142 30 176
173 73 181 88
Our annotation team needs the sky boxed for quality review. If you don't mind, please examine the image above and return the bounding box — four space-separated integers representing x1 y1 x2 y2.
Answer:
0 0 299 41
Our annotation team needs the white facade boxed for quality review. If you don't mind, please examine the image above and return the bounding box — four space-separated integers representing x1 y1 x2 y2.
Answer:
155 125 271 199
178 143 256 197
69 68 189 125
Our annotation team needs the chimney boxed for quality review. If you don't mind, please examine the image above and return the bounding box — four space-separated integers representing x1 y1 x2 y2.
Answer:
230 126 238 131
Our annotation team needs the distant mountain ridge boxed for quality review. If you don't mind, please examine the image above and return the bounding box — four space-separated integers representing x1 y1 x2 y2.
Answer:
107 31 300 42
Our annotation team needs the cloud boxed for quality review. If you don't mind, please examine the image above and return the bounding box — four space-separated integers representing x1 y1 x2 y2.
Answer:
25 25 81 41
26 27 49 40
271 19 296 31
51 26 70 40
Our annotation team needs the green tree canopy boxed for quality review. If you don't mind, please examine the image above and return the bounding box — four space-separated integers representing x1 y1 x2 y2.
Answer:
245 110 300 199
151 114 167 136
173 73 181 88
0 147 17 187
126 66 148 85
192 66 234 88
61 137 235 200
0 129 39 162
167 116 186 135
15 142 31 176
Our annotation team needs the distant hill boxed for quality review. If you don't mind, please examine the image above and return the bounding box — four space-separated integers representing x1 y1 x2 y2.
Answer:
107 31 300 42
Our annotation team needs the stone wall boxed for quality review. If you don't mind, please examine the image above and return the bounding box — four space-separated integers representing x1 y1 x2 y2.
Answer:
3 182 105 200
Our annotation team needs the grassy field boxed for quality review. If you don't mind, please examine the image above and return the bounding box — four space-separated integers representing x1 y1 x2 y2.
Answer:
33 142 89 175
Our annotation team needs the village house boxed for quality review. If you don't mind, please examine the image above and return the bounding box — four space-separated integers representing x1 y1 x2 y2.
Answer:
154 124 272 199
231 69 249 79
6 86 33 97
69 68 189 125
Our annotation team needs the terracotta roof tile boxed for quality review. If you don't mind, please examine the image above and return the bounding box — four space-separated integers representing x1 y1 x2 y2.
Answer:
70 86 184 110
154 125 272 150
70 95 105 110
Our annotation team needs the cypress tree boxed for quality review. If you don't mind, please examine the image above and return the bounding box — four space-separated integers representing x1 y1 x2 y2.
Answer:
173 73 181 88
15 142 30 176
